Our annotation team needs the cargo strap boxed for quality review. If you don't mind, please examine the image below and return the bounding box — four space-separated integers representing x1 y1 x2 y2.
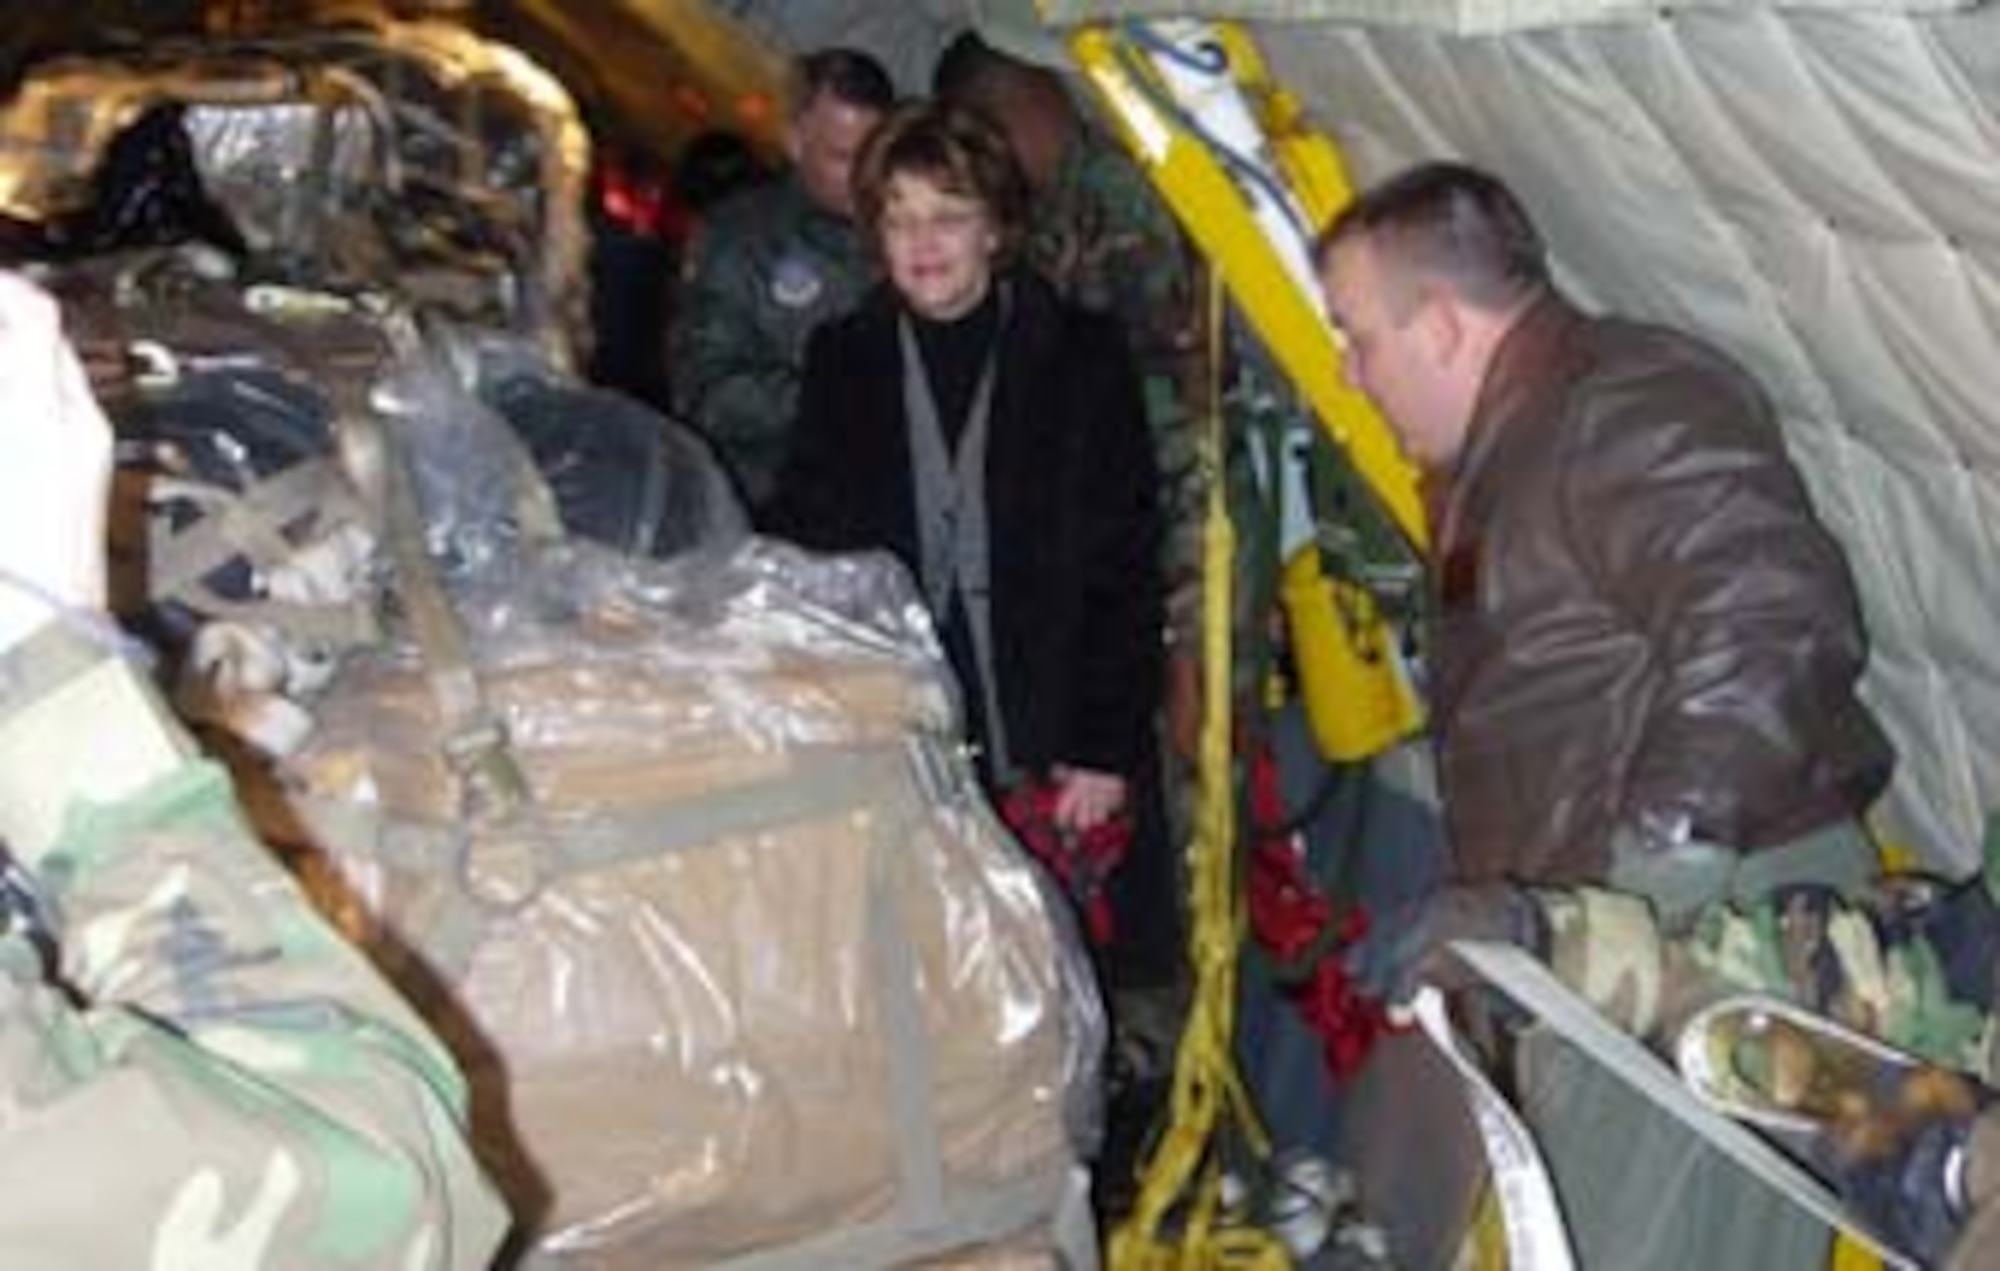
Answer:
146 458 377 647
708 1171 1068 1271
867 768 948 1231
305 747 903 990
711 740 1073 1271
365 408 532 825
1447 940 1916 1269
340 322 566 833
1409 985 1576 1270
340 747 911 882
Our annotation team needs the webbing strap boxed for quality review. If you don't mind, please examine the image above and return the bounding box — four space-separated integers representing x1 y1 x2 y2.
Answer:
1449 940 1916 1270
1410 986 1575 1271
306 749 921 981
515 748 911 877
865 789 948 1232
145 459 378 646
366 412 529 822
172 587 378 647
148 459 355 598
706 1169 1067 1271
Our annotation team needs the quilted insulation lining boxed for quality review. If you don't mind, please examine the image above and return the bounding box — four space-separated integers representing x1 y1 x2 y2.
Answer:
1236 5 2000 871
577 0 2000 871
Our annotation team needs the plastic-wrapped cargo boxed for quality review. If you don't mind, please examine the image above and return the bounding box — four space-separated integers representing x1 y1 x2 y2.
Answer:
282 531 1104 1267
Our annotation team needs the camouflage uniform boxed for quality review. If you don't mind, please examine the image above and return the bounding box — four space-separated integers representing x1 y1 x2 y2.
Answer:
0 624 509 1268
1532 872 1999 1081
1495 870 2000 1269
667 175 875 513
1024 129 1204 640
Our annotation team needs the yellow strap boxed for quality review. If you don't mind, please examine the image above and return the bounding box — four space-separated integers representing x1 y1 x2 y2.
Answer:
1107 202 1287 1271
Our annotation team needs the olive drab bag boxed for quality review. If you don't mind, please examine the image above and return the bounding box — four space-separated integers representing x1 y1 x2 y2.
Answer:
280 414 1101 1266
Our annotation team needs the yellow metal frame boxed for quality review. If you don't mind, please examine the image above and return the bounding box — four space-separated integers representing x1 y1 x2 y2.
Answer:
1068 22 1426 553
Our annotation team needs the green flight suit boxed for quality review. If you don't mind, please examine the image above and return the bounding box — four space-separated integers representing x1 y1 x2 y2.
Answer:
1026 130 1204 637
667 176 875 512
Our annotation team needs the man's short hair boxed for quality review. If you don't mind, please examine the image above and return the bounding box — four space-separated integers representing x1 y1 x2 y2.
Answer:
1317 162 1549 313
932 30 1006 101
931 30 1071 119
791 47 896 119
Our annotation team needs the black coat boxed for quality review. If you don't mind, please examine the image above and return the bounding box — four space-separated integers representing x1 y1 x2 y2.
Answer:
769 271 1162 781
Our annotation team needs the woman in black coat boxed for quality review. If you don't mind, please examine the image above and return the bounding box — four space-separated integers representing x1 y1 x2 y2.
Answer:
769 99 1161 838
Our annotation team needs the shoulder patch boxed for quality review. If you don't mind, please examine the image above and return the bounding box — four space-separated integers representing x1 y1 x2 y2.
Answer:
769 254 825 310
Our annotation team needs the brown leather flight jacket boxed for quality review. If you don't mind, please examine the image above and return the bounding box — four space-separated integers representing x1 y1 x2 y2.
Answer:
1428 294 1894 887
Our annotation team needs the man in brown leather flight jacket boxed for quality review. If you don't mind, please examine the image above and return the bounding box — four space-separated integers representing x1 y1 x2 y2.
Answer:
1317 160 1893 931
1314 161 1923 1269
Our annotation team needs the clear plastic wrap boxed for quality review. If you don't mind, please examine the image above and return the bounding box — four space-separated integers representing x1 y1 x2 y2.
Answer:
377 334 751 578
185 101 378 259
0 19 591 360
371 345 534 578
285 533 1105 1266
459 331 751 560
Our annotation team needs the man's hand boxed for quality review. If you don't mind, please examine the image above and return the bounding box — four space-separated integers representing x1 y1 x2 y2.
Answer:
1344 883 1548 1006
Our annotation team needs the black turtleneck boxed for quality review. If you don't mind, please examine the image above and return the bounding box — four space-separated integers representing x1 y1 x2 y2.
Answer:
909 284 1002 450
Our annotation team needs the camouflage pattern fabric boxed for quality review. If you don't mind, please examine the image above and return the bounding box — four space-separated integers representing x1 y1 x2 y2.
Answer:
1025 130 1205 638
1539 877 2000 1083
1530 872 2000 1269
0 640 508 1268
667 176 876 512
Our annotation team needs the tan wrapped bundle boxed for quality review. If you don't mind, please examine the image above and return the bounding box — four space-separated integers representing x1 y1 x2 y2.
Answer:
285 555 1097 1268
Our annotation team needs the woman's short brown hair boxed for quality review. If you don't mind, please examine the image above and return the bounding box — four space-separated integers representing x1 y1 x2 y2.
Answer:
852 99 1031 265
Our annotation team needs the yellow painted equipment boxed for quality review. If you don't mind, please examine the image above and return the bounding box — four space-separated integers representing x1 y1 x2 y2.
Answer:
1070 22 1423 551
1279 549 1422 763
1070 19 1422 771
